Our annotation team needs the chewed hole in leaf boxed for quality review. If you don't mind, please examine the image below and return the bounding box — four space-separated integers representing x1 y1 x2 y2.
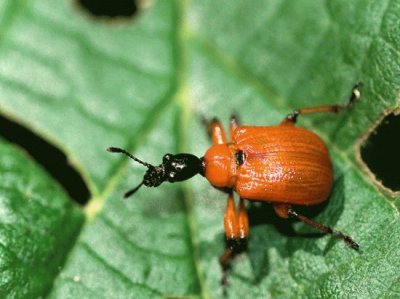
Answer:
77 0 139 18
0 114 90 205
359 112 400 193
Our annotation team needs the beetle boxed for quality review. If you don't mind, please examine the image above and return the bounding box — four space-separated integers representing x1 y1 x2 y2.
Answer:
108 83 361 283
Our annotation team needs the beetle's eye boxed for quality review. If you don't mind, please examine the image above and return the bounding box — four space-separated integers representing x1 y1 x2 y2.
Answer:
163 154 172 162
235 150 245 166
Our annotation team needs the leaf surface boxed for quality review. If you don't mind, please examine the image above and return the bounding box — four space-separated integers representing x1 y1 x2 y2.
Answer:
0 139 83 297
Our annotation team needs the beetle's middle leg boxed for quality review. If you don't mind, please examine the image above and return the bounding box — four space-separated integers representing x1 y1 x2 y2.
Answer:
282 82 362 124
220 193 249 287
273 203 359 250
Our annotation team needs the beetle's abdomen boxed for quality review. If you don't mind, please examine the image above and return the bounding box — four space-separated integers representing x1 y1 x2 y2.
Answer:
234 126 333 205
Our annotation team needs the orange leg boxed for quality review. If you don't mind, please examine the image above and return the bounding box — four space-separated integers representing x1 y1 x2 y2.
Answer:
282 82 362 125
220 194 249 287
223 193 239 240
273 203 359 250
229 113 240 140
237 198 249 239
202 117 227 145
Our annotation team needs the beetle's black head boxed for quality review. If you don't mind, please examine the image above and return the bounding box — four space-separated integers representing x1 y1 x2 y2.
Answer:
107 147 204 198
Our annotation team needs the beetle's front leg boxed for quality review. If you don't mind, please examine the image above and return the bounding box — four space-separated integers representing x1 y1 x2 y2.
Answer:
202 117 227 145
220 194 249 289
229 113 240 140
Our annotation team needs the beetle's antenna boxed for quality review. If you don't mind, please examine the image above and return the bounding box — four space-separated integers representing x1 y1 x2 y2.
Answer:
124 181 144 198
107 147 153 168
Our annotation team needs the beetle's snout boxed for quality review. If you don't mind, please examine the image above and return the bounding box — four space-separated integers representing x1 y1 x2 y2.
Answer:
204 144 233 188
143 166 165 187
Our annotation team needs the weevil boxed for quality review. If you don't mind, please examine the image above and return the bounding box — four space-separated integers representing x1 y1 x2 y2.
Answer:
108 83 362 284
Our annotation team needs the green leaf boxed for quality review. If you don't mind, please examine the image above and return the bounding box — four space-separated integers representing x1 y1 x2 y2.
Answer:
0 139 83 297
0 0 399 298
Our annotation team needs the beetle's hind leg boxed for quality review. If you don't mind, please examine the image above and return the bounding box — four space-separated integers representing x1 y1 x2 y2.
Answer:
282 82 362 124
220 194 249 290
273 203 359 250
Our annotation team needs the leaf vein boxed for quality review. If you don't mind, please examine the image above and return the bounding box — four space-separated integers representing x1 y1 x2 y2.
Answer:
100 213 187 259
79 241 163 295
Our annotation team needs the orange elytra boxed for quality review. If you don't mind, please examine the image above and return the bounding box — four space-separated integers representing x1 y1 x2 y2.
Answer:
108 83 362 285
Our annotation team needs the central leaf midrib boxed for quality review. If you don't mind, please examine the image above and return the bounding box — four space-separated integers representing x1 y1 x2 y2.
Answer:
81 0 208 297
174 0 210 298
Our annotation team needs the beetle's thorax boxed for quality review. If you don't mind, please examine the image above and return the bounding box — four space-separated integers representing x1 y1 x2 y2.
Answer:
203 143 238 188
